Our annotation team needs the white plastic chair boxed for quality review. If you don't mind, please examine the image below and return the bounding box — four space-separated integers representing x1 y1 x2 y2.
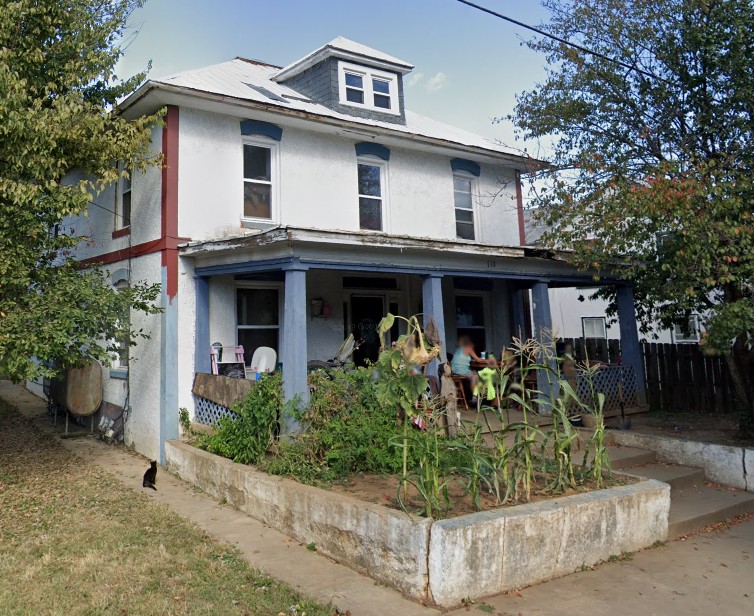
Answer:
247 346 277 379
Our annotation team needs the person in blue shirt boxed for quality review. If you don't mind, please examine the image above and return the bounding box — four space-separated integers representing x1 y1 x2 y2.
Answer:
450 336 482 402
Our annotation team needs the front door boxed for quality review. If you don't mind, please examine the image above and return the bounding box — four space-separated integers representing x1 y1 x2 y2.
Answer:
350 295 385 366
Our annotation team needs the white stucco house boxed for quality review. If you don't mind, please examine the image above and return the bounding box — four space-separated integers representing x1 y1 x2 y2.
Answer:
54 37 647 462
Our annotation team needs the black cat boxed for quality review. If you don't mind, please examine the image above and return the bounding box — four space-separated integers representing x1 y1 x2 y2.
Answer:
143 460 157 490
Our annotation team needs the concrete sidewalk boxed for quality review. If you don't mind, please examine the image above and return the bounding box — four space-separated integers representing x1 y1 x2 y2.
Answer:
3 381 753 616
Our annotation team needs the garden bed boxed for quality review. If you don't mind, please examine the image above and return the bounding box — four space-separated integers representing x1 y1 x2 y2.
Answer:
327 471 637 517
165 439 670 608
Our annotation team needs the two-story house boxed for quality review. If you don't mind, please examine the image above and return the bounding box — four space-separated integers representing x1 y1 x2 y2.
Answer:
62 38 646 462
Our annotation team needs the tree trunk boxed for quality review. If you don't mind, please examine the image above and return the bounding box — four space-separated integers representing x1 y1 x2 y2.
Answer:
725 334 754 435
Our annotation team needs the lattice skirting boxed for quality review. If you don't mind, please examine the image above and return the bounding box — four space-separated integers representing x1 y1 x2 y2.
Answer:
576 365 639 411
194 395 239 426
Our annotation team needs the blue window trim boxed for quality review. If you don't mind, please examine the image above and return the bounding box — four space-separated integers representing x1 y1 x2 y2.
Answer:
240 119 283 141
355 142 390 161
450 158 481 177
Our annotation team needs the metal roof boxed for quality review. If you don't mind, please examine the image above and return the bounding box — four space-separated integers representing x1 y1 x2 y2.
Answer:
129 57 529 161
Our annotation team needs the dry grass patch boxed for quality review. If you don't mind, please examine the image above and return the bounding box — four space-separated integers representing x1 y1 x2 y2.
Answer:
0 398 331 616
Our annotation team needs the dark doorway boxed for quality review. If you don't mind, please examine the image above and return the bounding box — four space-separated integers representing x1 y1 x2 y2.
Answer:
351 295 385 366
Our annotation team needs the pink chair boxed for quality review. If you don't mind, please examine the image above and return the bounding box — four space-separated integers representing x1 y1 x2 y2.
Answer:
210 345 245 374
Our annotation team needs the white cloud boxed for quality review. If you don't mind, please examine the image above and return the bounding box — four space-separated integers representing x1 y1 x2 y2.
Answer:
406 72 424 87
426 72 447 92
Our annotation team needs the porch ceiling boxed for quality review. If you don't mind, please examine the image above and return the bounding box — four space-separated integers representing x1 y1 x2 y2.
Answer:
180 226 623 285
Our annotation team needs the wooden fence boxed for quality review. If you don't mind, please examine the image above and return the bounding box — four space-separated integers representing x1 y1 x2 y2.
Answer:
557 338 739 413
641 342 738 413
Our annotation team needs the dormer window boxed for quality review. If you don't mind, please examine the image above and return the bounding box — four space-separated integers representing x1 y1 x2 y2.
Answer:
338 61 399 115
345 72 365 104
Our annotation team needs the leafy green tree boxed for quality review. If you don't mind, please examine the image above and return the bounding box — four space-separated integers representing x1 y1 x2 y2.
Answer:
0 0 161 381
513 0 754 427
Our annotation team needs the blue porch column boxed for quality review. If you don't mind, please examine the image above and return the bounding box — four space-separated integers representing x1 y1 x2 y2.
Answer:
281 267 308 434
617 285 647 405
194 276 211 374
422 274 446 370
511 288 527 341
531 281 556 410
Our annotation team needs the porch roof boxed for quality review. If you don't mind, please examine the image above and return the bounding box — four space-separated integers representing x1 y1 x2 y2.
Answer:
180 226 624 287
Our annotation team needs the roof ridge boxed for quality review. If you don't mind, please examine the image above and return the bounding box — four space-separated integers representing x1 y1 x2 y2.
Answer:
235 56 282 69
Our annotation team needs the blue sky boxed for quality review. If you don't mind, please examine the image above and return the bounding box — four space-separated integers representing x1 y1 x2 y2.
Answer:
119 1 551 150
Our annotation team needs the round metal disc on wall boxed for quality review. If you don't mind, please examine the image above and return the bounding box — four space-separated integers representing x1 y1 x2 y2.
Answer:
65 361 103 417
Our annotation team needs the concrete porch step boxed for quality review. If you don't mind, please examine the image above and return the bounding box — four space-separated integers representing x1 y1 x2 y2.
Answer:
605 445 656 470
623 462 705 491
667 483 754 538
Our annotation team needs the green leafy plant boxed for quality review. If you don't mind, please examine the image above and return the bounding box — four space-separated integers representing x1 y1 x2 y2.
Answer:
373 314 441 498
200 372 282 464
178 407 191 435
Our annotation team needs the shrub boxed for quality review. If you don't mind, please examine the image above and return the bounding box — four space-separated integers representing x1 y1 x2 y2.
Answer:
200 372 282 464
284 367 409 478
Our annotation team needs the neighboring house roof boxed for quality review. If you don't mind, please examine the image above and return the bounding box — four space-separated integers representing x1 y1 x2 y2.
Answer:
119 57 533 165
272 36 414 81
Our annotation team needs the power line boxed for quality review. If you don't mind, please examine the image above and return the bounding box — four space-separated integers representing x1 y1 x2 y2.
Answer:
455 0 673 85
89 199 127 221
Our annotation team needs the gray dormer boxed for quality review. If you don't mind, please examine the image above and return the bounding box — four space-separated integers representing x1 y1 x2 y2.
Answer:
272 36 413 125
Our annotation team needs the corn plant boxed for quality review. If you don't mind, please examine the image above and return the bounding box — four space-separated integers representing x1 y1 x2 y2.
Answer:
577 358 612 487
392 406 450 519
373 313 441 496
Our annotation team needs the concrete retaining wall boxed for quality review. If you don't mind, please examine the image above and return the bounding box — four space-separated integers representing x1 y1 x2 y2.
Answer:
606 431 753 492
165 440 431 598
166 440 670 608
428 480 669 606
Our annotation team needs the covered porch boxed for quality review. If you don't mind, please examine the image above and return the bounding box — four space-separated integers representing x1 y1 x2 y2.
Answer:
183 227 646 430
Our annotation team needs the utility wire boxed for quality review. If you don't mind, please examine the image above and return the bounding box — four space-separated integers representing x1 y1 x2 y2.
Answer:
89 199 127 221
455 0 674 85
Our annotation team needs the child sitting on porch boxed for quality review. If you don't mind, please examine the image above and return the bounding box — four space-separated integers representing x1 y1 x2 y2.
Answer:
474 358 499 407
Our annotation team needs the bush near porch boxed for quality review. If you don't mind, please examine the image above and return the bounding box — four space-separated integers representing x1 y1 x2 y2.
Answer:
196 318 617 519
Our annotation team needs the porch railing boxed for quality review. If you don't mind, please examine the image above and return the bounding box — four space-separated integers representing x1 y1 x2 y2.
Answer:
575 364 639 412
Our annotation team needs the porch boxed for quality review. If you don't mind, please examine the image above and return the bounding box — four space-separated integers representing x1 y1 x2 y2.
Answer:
183 227 647 430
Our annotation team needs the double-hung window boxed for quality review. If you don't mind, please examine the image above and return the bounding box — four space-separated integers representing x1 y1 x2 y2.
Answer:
582 317 607 339
344 72 365 104
338 62 399 115
672 315 700 343
453 174 475 240
243 140 276 220
237 287 280 359
116 166 131 230
112 279 129 372
372 78 392 109
357 160 385 231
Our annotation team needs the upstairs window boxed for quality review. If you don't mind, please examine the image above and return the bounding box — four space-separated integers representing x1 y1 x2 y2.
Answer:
372 78 391 109
453 174 475 240
243 140 276 220
338 61 399 115
345 72 365 104
116 166 131 230
357 160 385 231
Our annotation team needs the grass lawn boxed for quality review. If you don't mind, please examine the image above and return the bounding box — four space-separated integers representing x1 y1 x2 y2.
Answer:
0 398 332 616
